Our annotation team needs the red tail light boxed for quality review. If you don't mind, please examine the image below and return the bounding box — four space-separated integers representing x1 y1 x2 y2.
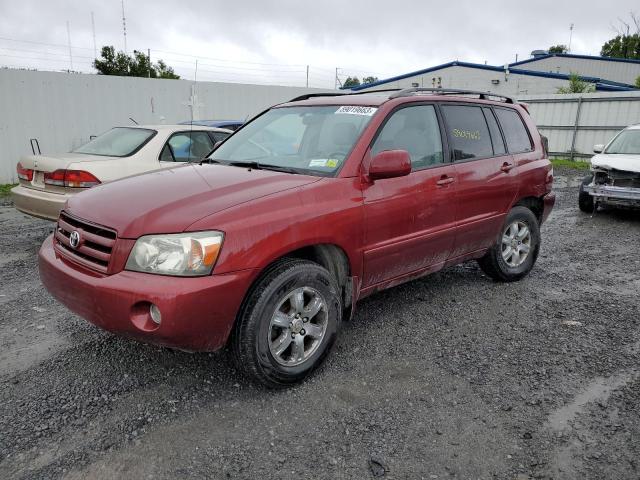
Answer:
44 170 101 188
17 162 34 181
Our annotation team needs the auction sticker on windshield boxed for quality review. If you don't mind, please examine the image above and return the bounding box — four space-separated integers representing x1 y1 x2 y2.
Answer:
335 106 378 116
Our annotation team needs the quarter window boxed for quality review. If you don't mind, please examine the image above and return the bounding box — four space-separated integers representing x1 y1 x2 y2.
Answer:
441 105 493 161
371 105 444 169
495 108 533 153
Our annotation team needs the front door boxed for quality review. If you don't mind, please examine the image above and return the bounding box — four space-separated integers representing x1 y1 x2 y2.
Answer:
362 104 458 287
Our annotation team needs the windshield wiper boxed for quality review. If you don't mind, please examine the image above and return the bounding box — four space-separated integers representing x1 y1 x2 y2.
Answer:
227 161 300 174
197 158 223 165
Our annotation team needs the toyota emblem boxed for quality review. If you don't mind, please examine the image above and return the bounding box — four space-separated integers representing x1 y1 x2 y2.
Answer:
69 231 81 249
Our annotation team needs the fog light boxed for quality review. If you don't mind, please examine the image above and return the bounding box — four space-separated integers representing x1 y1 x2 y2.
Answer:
149 303 162 325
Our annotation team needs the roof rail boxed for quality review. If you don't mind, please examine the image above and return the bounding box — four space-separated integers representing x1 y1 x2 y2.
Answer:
288 88 402 103
388 87 515 104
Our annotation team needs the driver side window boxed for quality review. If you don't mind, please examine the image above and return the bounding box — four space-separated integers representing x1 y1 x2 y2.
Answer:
372 105 444 170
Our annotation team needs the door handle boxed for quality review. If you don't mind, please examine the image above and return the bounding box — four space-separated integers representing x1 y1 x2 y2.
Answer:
436 176 455 186
501 162 514 173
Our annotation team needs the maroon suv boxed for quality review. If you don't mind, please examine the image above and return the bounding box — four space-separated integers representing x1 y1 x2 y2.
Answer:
39 88 555 387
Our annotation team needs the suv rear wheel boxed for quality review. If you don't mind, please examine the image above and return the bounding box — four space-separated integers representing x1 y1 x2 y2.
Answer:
231 258 342 388
478 206 541 282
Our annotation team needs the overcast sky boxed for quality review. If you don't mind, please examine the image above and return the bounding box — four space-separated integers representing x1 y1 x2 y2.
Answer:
0 0 637 87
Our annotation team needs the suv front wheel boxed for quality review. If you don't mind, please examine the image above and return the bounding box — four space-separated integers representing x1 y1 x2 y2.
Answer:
231 258 342 388
478 206 541 282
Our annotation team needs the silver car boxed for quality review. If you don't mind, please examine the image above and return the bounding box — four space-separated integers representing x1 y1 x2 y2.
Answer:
12 125 231 220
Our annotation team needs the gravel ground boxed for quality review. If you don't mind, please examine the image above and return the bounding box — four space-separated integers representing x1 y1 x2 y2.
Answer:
0 169 638 480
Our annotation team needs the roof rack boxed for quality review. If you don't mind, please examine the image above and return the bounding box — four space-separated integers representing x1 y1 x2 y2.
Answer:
288 88 402 103
388 87 515 104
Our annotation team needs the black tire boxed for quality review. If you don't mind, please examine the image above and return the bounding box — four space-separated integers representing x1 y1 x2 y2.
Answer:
231 258 342 388
578 175 595 213
477 206 541 282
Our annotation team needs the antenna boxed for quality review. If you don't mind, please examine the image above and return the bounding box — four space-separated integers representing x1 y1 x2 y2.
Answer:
568 23 574 53
66 21 73 71
121 0 127 53
91 12 97 59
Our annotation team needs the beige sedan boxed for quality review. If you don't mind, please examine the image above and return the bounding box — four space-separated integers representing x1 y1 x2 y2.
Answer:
12 125 232 221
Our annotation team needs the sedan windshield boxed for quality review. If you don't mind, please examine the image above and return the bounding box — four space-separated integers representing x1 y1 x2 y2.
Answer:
74 127 156 157
605 129 640 155
209 105 378 175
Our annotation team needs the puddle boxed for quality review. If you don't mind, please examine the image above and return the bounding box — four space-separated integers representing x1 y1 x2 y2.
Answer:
547 371 638 431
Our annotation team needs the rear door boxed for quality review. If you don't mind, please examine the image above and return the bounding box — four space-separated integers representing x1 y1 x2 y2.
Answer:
362 104 457 287
440 104 518 258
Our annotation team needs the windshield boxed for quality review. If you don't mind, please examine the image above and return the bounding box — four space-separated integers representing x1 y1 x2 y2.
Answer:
74 127 156 157
605 129 640 155
209 105 378 175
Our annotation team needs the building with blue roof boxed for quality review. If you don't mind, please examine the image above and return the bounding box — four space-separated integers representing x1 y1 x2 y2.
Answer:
349 52 639 95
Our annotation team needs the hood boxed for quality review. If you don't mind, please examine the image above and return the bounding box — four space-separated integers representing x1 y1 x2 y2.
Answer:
65 164 321 238
591 153 640 173
19 153 122 172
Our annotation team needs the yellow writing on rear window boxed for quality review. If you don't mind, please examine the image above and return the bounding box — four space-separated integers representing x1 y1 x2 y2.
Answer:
453 129 480 140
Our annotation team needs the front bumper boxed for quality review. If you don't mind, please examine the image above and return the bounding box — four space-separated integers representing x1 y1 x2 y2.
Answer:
584 184 640 207
11 185 71 221
39 234 257 351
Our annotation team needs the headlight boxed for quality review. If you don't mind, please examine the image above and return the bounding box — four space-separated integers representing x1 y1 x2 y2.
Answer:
125 231 224 276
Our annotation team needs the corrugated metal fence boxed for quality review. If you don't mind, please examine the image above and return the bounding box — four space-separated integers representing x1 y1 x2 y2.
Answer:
518 92 640 159
1 70 639 183
0 69 329 183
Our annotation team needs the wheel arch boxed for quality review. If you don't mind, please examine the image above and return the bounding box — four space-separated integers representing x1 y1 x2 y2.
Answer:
514 196 544 223
228 243 355 347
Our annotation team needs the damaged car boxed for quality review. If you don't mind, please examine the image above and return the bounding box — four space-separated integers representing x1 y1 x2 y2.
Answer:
579 124 640 212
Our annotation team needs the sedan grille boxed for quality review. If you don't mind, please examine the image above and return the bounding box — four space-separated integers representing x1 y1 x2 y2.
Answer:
54 211 117 273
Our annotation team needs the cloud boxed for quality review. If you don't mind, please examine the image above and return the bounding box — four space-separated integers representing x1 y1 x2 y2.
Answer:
0 0 637 87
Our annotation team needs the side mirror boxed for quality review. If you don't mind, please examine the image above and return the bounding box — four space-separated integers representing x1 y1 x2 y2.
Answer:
593 144 604 154
369 150 411 180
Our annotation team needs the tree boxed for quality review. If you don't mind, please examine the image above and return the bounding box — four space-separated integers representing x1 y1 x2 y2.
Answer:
557 72 595 94
343 76 360 88
600 12 640 59
93 46 180 79
548 44 568 54
635 76 640 88
362 76 379 84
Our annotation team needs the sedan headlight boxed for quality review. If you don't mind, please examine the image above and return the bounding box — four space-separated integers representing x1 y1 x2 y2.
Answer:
125 231 224 276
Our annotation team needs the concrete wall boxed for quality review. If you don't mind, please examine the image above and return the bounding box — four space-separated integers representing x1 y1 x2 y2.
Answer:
519 91 640 159
517 57 640 85
0 69 330 183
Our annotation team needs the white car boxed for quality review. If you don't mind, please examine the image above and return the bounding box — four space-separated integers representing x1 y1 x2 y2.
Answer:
12 125 232 220
579 124 640 212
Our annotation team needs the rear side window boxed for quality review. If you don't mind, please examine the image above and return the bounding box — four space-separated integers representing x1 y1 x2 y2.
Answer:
495 108 532 153
482 108 506 155
441 105 493 161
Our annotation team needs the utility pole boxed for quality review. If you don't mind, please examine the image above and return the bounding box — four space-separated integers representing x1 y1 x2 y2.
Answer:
568 23 574 53
148 48 151 78
91 12 97 59
121 0 128 53
66 21 73 71
335 67 340 89
306 65 309 88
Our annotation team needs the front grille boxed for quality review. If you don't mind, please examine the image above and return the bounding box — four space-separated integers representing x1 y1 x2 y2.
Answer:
54 211 117 273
